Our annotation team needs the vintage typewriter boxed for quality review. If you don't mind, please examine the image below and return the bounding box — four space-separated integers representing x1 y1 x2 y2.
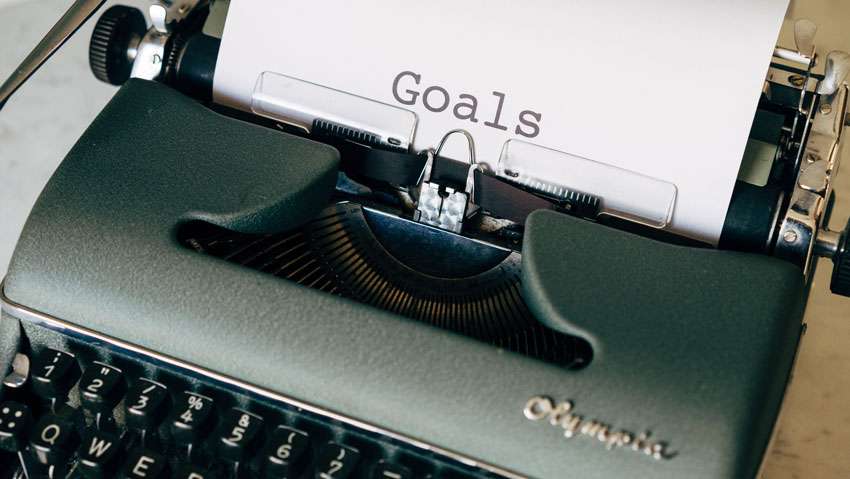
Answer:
0 1 849 478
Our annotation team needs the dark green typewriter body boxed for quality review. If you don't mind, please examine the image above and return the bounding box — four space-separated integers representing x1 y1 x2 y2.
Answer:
0 80 806 479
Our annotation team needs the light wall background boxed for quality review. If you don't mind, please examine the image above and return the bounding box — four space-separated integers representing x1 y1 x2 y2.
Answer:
0 1 849 478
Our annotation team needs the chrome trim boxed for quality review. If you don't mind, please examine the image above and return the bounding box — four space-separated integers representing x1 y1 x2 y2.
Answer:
817 51 850 96
129 27 169 81
0 283 525 479
773 47 814 69
774 79 848 276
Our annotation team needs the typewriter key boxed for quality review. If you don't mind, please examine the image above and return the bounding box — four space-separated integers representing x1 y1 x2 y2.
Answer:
79 363 126 415
259 425 311 478
122 448 168 478
169 392 215 447
125 379 169 434
371 461 413 479
174 463 218 478
30 414 79 467
31 349 80 404
0 401 32 452
314 443 360 479
215 408 264 463
77 428 123 477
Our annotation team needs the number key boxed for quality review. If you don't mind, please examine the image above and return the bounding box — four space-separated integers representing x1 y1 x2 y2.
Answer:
314 443 360 479
125 379 169 432
79 362 125 414
169 392 214 445
216 408 263 463
31 349 80 401
259 425 310 478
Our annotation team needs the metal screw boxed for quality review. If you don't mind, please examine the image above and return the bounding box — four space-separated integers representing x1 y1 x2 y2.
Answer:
820 103 833 115
784 230 799 243
788 75 806 87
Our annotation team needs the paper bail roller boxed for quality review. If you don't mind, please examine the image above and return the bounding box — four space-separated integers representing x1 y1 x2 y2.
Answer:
496 140 678 229
251 71 418 151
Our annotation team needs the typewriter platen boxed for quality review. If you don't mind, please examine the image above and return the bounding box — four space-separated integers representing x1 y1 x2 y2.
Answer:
0 1 849 478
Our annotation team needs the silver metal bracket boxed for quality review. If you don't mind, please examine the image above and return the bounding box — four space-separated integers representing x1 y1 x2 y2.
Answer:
129 1 205 82
772 19 818 69
130 15 169 81
775 50 850 277
414 130 479 234
157 0 205 28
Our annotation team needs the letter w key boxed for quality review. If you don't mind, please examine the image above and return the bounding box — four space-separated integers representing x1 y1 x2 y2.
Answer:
77 429 122 475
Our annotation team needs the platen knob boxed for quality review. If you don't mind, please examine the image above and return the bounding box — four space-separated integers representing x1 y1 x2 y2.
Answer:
829 219 850 297
89 5 147 86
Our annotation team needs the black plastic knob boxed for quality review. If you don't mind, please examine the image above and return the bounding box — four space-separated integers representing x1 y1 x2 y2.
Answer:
89 5 147 86
830 218 850 297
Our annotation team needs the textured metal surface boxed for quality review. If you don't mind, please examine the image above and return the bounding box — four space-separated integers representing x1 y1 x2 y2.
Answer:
0 291 523 479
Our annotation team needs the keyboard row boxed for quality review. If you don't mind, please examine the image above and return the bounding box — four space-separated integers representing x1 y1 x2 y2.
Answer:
0 345 488 479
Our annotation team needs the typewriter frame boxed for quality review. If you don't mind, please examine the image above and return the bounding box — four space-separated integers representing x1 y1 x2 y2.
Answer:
0 79 806 478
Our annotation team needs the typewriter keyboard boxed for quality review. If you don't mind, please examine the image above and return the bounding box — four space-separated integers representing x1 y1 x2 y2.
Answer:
0 323 500 479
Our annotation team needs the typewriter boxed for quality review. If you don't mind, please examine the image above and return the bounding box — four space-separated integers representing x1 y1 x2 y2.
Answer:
0 1 848 478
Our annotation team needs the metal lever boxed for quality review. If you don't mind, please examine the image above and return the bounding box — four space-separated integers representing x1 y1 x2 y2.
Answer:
0 0 106 112
794 19 817 57
1 353 30 389
818 51 850 96
773 19 818 68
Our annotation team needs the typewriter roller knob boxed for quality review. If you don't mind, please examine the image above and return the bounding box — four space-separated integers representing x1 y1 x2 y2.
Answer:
814 217 850 297
89 5 147 86
827 219 850 297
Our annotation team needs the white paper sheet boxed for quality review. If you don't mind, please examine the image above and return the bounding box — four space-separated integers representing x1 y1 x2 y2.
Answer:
213 0 789 243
